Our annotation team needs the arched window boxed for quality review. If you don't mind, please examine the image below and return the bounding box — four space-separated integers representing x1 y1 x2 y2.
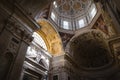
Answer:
32 32 47 50
26 32 50 68
26 32 48 58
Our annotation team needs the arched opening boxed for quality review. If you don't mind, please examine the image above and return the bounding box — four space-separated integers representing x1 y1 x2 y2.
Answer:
36 19 63 56
26 31 50 67
23 18 65 80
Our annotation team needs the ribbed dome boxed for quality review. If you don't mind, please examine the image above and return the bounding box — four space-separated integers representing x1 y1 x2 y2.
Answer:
53 0 92 17
50 0 97 31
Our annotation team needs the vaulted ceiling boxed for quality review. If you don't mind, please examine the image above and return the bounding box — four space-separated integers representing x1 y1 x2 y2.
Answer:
52 0 92 17
36 19 64 56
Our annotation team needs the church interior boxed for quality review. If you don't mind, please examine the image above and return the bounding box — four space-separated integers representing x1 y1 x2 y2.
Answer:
0 0 120 80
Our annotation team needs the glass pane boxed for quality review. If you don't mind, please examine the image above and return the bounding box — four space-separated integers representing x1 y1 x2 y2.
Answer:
63 21 69 29
79 19 85 28
90 6 97 19
32 32 47 50
51 12 56 21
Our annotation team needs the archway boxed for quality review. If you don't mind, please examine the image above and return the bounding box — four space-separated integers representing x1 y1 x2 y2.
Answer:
36 19 64 56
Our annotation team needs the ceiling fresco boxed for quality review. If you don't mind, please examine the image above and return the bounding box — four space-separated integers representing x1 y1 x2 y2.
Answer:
53 0 92 17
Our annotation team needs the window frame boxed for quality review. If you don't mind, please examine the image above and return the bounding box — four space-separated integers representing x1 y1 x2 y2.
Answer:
78 19 85 28
89 4 97 20
63 20 69 29
32 32 47 50
51 12 56 21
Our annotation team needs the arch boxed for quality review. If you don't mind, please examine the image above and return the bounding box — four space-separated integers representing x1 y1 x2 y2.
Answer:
68 29 113 69
36 19 64 56
32 32 47 50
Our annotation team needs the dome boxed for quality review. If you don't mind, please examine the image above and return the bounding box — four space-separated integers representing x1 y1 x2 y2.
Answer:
50 0 97 31
53 0 91 17
69 30 113 69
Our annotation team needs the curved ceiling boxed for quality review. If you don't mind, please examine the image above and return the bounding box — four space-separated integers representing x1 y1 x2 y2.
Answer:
36 19 64 56
53 0 92 17
69 30 113 69
50 0 97 31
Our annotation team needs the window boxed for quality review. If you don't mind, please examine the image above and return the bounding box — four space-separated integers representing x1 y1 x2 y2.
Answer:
90 5 97 19
78 19 85 28
63 21 69 29
32 32 47 50
50 1 97 30
51 12 56 21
